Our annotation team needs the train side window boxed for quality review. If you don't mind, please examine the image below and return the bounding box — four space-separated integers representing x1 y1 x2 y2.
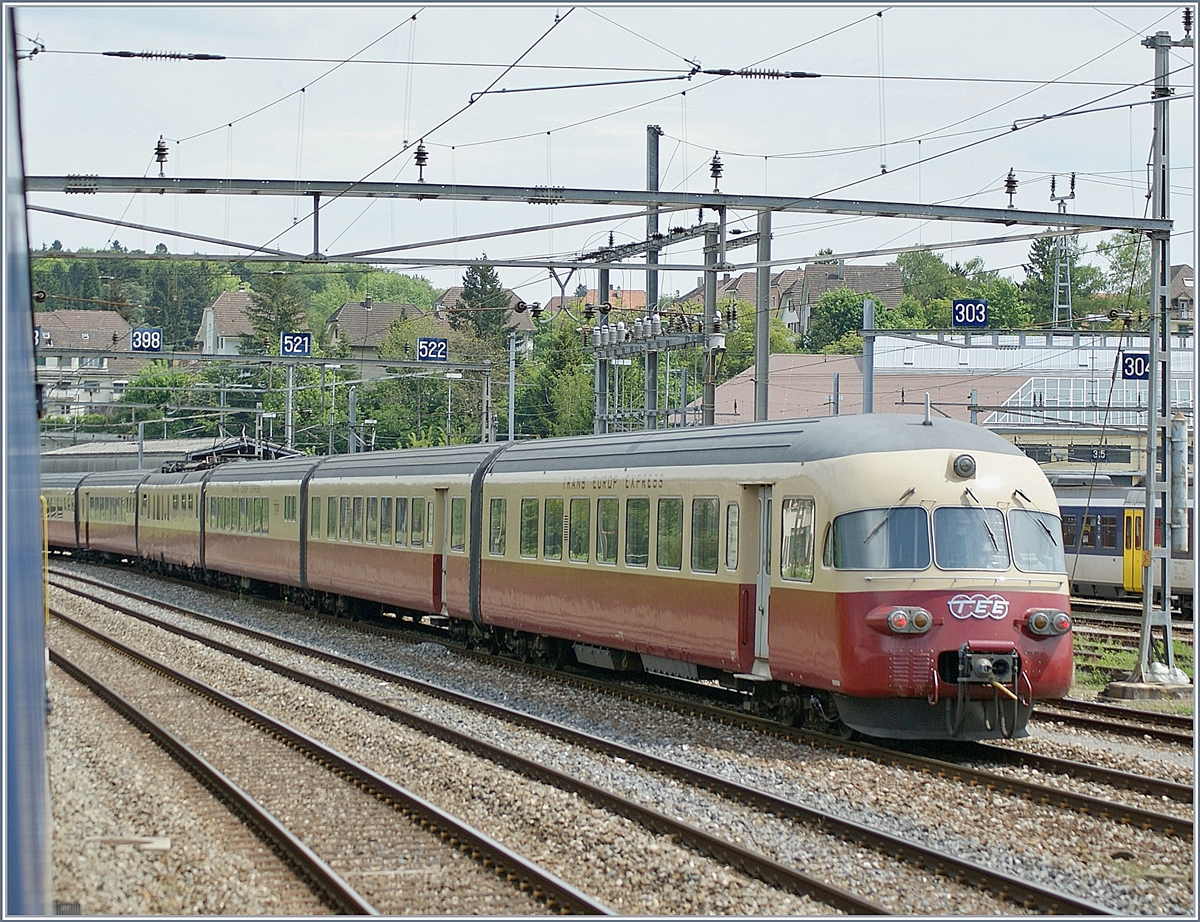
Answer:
394 497 408 547
451 497 466 552
1100 515 1117 550
251 497 260 533
380 497 393 545
311 496 321 538
519 498 538 558
1061 515 1078 549
426 500 434 547
569 497 590 562
780 497 816 581
597 498 619 565
327 497 338 539
625 497 650 567
725 503 740 570
544 497 564 560
263 497 269 533
284 495 297 522
339 496 351 541
238 497 248 532
172 493 179 513
657 497 683 571
352 496 365 542
366 496 379 543
489 497 507 555
410 497 425 548
142 493 148 517
691 497 720 574
1080 515 1097 550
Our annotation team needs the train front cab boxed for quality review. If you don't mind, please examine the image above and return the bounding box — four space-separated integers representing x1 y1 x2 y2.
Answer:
765 450 1074 741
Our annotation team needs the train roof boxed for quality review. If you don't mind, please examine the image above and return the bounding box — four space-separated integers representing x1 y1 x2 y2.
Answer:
308 443 502 481
75 469 153 489
491 414 1023 475
39 471 90 489
205 455 321 484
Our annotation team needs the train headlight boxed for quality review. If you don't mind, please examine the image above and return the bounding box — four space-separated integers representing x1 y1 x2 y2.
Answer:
874 606 933 634
952 454 976 478
1025 608 1071 636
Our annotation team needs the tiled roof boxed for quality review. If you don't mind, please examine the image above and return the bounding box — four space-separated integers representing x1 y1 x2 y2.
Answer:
33 309 151 376
434 285 538 332
206 290 257 338
326 300 416 349
801 264 904 309
35 309 131 347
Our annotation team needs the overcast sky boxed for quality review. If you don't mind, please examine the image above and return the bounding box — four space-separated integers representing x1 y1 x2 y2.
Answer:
11 2 1197 302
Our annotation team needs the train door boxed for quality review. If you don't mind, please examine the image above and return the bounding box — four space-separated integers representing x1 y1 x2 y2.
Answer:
756 486 772 662
434 488 448 614
1123 509 1143 594
736 483 773 677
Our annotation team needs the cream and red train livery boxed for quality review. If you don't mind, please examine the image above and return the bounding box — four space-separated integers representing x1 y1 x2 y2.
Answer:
42 414 1073 740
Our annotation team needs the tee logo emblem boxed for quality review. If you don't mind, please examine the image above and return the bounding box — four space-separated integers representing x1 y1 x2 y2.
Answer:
948 593 1009 620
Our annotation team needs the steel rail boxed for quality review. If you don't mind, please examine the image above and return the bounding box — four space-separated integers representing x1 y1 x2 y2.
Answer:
1047 697 1194 731
52 573 1138 912
50 608 614 916
1032 705 1194 746
47 646 378 916
957 743 1192 804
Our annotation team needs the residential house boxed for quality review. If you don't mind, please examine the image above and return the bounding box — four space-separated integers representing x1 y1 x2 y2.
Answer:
1170 263 1194 333
193 289 257 355
678 262 903 336
34 309 151 416
323 297 419 374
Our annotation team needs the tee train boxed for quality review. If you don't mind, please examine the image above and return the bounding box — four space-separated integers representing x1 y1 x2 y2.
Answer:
43 414 1074 741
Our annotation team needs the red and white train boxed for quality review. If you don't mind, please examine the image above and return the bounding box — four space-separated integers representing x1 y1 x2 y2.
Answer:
42 414 1074 740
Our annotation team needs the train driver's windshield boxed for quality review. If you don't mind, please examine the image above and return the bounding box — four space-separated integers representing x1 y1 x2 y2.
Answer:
933 507 1010 570
825 506 930 570
1008 509 1067 573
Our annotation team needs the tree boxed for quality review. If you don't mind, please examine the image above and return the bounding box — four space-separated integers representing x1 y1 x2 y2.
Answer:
892 250 961 303
1095 230 1151 309
456 257 514 346
805 287 867 352
243 270 308 354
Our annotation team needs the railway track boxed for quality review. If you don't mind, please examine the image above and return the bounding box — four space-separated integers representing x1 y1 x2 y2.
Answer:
48 570 1192 912
1032 700 1194 747
54 569 1192 829
49 614 610 916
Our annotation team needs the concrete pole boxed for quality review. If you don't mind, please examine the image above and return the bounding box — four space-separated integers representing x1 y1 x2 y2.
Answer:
754 210 771 421
138 421 144 468
285 363 294 449
862 298 875 414
1134 24 1189 683
646 125 662 431
702 227 718 426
